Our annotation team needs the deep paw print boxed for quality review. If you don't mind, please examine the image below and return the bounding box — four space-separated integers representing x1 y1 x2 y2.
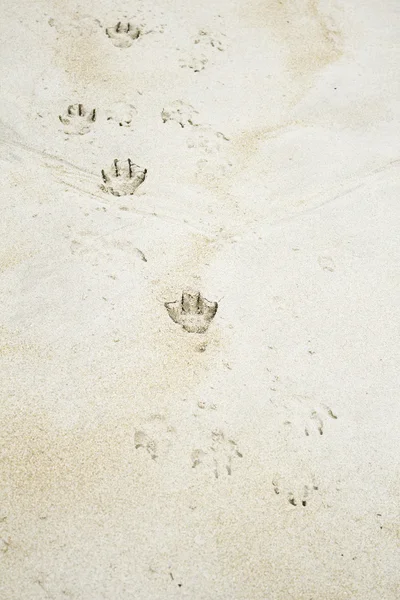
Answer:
106 22 141 48
192 429 243 479
59 104 96 135
106 102 137 127
134 416 175 461
101 159 147 196
272 475 319 507
161 100 199 128
165 291 218 334
305 405 337 437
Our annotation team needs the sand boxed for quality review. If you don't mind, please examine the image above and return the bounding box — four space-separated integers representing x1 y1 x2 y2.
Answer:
0 0 399 598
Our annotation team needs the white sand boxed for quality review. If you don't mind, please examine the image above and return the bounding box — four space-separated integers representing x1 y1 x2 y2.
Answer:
0 0 399 598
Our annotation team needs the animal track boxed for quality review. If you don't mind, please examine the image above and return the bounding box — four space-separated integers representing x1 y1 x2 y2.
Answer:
187 127 229 155
59 104 96 135
101 159 147 196
106 22 141 47
179 29 227 72
165 291 218 333
192 429 242 478
106 102 137 127
194 29 227 52
272 475 319 507
179 54 208 72
134 416 175 461
161 100 199 128
304 405 337 437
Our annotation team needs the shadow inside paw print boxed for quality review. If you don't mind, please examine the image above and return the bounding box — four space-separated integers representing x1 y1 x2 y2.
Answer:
192 429 243 479
101 159 147 196
165 291 218 334
59 104 96 135
106 22 141 47
272 475 319 507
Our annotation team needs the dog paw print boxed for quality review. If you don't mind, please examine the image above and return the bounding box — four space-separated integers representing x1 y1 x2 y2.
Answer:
106 22 141 48
192 429 243 478
106 102 137 127
165 291 218 333
304 405 337 437
101 159 147 196
272 475 319 507
59 104 96 135
161 100 199 128
134 416 175 461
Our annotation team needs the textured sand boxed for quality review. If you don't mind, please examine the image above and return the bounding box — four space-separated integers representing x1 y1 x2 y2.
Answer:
0 0 399 598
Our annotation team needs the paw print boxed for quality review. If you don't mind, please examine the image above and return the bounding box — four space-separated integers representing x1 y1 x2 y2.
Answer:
134 416 175 461
192 429 243 478
194 29 227 52
187 127 229 155
161 100 199 128
272 474 319 507
59 104 96 135
179 54 208 72
101 159 147 196
106 22 141 47
164 291 218 333
304 405 337 437
106 102 137 127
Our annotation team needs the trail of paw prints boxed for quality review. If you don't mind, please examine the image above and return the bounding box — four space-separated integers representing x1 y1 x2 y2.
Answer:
134 416 176 461
179 28 228 72
272 474 319 508
192 429 243 479
59 104 96 135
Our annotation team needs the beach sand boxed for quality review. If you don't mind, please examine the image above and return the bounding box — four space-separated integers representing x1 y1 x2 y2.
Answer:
0 0 399 598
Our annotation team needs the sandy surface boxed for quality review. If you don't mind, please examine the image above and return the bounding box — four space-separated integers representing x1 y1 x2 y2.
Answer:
0 0 399 598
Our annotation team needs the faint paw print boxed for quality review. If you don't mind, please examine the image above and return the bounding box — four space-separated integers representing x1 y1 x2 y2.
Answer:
59 104 96 135
179 54 208 72
165 291 218 333
192 429 243 478
187 127 229 155
304 405 337 437
101 159 147 196
194 29 227 52
106 22 141 48
134 416 176 461
272 474 319 507
161 100 199 128
106 102 137 127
